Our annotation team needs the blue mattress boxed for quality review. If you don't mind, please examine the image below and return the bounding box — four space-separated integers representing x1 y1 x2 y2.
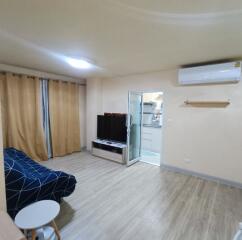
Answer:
4 148 77 218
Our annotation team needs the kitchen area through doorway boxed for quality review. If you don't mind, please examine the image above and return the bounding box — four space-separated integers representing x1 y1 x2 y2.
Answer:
141 92 163 166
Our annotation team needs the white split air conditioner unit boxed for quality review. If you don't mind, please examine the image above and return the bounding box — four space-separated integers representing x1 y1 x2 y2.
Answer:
178 61 241 85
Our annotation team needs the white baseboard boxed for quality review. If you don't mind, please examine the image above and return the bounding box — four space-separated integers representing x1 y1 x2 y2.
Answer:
161 164 242 189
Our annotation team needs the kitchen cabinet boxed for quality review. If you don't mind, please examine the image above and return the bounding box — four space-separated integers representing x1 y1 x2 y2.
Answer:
142 126 161 153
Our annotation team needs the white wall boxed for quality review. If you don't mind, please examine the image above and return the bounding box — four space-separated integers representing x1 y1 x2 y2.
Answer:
80 85 86 148
86 78 103 150
86 69 242 184
0 104 6 211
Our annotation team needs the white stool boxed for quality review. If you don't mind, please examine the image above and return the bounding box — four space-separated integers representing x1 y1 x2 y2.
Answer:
15 200 61 240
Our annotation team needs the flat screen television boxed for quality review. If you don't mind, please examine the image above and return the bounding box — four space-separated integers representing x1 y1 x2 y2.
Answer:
97 113 127 143
97 115 106 140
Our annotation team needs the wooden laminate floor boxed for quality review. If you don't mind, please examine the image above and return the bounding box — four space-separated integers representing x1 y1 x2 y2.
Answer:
43 152 242 240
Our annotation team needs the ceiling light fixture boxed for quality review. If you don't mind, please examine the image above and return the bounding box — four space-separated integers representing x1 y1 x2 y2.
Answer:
66 57 94 69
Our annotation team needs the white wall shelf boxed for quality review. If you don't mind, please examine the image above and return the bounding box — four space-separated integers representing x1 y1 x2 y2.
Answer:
184 100 230 107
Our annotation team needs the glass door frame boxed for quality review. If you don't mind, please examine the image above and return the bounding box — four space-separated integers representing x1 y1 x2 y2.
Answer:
126 91 143 166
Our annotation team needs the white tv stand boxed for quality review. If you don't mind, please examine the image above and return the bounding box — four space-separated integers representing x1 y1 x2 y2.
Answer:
92 139 127 164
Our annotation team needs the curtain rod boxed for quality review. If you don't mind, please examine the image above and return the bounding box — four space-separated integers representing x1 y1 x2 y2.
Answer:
0 71 86 86
0 64 86 86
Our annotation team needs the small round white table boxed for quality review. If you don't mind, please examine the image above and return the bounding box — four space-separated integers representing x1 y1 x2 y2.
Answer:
14 200 61 240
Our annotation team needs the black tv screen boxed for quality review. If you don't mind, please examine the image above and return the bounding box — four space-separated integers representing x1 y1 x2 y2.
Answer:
104 114 112 140
97 113 127 143
110 114 127 142
97 115 106 140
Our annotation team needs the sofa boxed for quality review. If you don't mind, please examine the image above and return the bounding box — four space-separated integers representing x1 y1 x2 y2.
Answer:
4 148 77 218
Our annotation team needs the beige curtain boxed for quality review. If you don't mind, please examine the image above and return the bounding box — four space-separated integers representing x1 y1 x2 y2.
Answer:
49 80 81 157
0 73 48 161
0 74 7 147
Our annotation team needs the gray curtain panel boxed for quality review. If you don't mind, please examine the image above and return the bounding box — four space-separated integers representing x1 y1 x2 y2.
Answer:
41 79 52 158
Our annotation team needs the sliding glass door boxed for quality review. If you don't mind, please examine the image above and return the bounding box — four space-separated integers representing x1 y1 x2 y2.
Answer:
127 91 143 166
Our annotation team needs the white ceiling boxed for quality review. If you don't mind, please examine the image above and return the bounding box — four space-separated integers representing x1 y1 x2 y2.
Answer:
0 0 242 79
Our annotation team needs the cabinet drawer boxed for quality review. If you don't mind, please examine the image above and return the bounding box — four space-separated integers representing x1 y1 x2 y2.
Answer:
142 139 152 150
142 127 152 134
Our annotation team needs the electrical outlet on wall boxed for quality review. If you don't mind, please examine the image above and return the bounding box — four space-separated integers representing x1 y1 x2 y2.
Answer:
184 158 191 163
